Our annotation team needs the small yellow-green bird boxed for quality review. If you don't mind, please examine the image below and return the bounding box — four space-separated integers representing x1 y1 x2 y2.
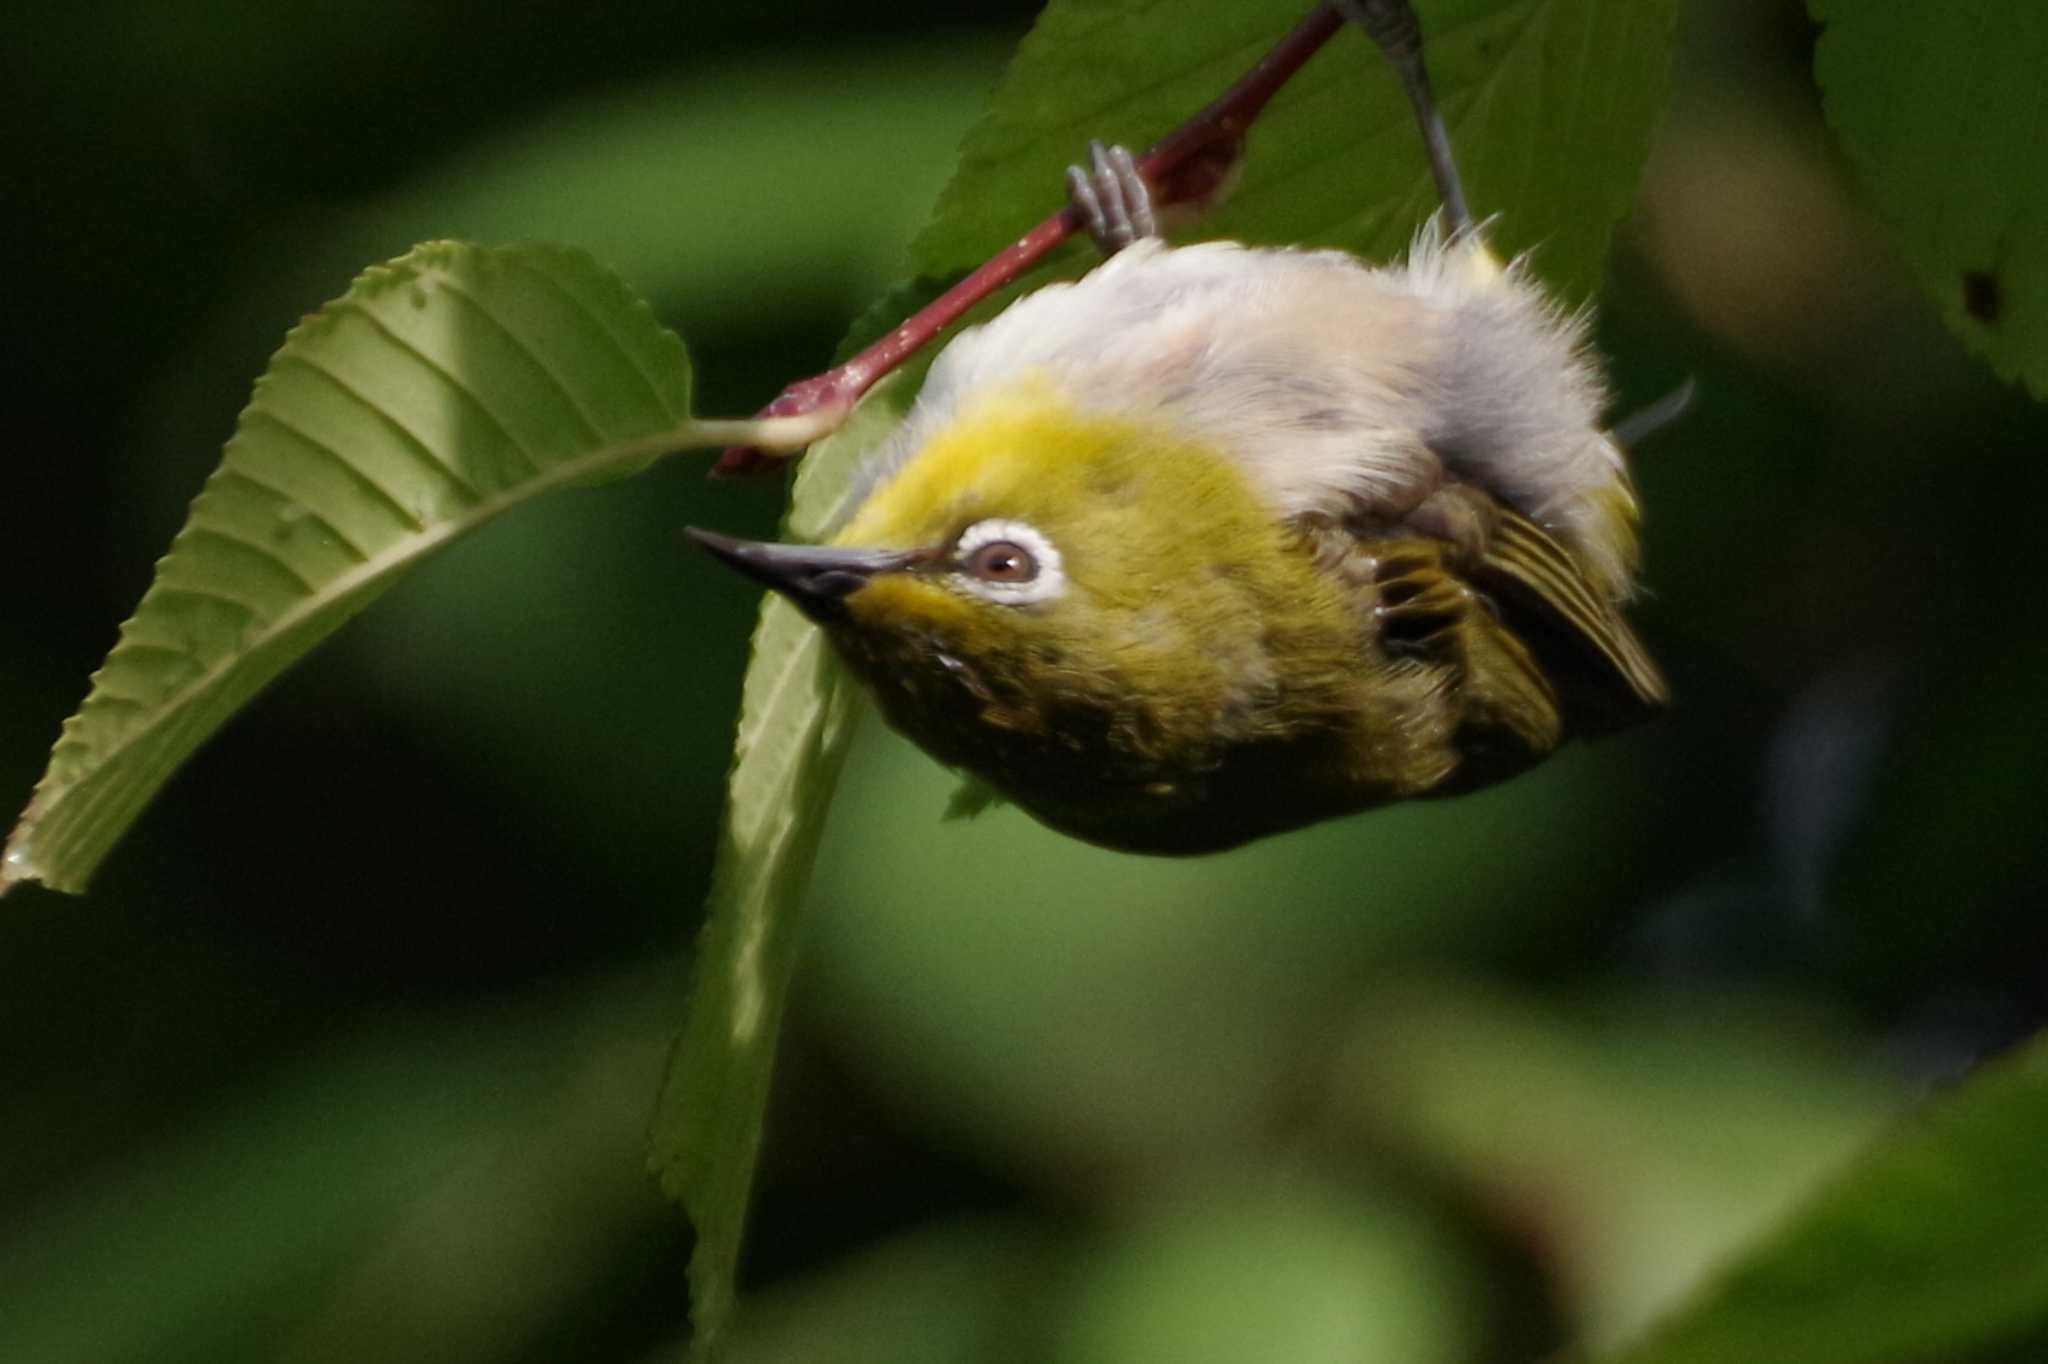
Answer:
694 1 1667 855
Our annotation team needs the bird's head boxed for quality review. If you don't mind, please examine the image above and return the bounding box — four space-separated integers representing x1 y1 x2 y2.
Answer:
691 376 1359 796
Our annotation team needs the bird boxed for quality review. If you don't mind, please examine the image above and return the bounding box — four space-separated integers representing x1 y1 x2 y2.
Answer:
691 1 1668 855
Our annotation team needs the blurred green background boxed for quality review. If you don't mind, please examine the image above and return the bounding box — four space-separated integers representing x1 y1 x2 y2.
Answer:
3 2 2045 1361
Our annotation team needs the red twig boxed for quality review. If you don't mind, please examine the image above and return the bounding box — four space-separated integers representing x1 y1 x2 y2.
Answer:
714 3 1348 476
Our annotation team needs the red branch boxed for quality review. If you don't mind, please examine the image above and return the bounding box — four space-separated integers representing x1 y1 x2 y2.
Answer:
713 3 1348 476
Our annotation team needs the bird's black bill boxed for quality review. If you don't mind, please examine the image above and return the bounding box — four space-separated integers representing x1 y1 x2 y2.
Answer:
687 527 919 620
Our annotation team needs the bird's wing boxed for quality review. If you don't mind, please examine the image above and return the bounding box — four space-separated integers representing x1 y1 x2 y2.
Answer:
1469 507 1667 731
1337 476 1665 740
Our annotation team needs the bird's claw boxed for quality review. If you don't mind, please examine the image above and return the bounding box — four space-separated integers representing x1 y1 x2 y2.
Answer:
1066 141 1159 256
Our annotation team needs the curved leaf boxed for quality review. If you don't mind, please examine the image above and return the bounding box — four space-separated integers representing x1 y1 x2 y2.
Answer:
1600 1031 2048 1364
2 240 813 897
649 380 912 1358
1812 1 2048 398
914 0 1684 301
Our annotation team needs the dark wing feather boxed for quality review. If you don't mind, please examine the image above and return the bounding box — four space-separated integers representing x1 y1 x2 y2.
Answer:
1473 509 1667 732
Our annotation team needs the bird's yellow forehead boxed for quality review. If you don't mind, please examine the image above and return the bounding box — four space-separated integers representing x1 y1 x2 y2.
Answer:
833 376 1194 549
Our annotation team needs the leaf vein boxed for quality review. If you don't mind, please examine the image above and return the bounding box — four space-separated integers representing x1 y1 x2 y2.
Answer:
211 470 373 561
274 353 486 503
333 298 545 479
147 583 269 623
181 525 321 595
104 641 201 668
429 278 608 448
501 255 681 422
239 411 429 533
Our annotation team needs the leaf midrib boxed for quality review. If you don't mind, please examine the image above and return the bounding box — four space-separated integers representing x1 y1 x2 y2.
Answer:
5 418 729 887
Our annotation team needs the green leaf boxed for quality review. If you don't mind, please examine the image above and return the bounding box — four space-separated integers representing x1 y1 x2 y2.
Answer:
1333 983 1896 1350
647 381 912 1358
1600 1030 2048 1364
2 241 807 898
1050 1176 1483 1364
913 0 1684 301
1811 1 2048 398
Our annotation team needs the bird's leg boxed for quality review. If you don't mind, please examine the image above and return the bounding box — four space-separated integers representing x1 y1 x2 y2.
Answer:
1372 548 1474 659
1334 0 1472 238
1066 141 1160 256
714 5 1348 475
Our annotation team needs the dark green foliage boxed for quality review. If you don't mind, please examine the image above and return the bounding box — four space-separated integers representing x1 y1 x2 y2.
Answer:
3 2 2047 1362
1813 0 2048 397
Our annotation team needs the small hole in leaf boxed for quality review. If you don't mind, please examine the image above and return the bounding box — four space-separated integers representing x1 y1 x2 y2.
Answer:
1962 270 2001 325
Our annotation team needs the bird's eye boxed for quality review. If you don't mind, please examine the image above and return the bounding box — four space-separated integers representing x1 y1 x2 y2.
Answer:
951 518 1064 604
963 539 1038 584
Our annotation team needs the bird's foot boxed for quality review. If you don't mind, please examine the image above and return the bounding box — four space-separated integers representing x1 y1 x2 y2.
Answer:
1066 141 1159 256
1373 551 1472 658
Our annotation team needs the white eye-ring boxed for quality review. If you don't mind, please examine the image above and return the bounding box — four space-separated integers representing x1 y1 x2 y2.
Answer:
952 519 1065 605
